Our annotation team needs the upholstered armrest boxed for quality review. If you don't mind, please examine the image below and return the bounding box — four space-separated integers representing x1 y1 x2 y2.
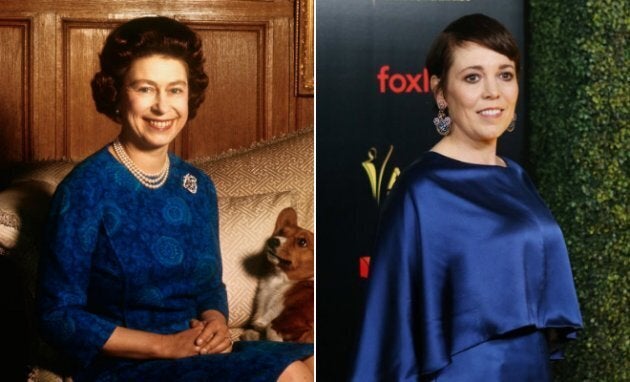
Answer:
0 179 74 380
0 160 75 296
0 160 75 258
0 180 57 283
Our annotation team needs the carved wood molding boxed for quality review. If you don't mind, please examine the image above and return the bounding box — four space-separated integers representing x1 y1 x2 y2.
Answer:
295 0 313 96
0 18 31 161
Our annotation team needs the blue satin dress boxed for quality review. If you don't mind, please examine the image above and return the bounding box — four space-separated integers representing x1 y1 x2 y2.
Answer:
37 147 313 381
351 151 583 382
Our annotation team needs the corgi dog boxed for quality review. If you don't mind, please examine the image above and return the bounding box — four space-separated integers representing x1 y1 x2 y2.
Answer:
242 207 314 343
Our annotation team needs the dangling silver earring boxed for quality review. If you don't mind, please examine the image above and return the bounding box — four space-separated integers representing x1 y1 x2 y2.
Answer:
507 113 517 132
433 101 451 136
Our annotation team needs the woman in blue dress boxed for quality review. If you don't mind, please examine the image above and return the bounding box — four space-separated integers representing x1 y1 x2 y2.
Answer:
37 16 313 381
351 14 582 381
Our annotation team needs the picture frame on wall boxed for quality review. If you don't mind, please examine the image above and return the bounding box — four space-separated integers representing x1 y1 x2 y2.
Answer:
296 0 314 95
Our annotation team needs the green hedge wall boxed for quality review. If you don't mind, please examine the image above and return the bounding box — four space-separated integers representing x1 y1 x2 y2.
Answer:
528 1 629 381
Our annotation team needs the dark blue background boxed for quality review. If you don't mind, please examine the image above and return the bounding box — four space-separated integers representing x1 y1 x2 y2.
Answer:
316 0 525 379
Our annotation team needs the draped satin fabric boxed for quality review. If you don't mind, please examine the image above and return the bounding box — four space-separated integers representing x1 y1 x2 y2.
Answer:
351 152 583 381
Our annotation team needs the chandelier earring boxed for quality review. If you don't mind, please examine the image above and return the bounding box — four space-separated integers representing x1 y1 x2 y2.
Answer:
433 101 451 136
507 112 517 132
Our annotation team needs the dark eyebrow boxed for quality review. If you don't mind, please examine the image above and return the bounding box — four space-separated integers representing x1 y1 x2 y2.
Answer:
168 80 188 87
457 64 515 75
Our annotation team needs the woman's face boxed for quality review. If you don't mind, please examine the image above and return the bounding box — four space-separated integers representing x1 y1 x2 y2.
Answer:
119 54 189 150
435 42 518 145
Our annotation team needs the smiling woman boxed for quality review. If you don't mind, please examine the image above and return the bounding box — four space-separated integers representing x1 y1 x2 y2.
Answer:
37 16 313 382
425 13 520 166
351 14 582 382
429 42 519 164
119 55 190 160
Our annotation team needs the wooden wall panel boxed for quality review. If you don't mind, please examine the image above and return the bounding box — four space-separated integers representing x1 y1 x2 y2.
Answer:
269 17 293 138
296 97 313 129
185 24 265 159
0 20 29 162
30 13 57 160
64 22 120 159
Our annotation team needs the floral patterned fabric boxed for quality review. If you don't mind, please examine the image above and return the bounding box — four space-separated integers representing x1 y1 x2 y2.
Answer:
37 147 312 381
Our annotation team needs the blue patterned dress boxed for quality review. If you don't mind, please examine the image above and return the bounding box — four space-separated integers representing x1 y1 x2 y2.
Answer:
37 147 313 381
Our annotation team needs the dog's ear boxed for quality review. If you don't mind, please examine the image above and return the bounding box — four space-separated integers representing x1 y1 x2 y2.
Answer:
274 207 298 233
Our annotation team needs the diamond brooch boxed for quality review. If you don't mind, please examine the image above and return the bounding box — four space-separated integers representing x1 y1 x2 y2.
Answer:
182 173 198 194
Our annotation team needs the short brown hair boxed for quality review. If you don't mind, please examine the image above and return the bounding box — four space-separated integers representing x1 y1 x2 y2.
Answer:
91 16 209 122
425 13 520 94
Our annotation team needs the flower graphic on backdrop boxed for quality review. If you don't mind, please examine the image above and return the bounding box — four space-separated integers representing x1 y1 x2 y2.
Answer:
360 145 400 278
361 145 400 206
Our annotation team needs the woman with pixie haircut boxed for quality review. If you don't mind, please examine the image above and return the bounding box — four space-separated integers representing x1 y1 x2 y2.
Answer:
352 14 582 382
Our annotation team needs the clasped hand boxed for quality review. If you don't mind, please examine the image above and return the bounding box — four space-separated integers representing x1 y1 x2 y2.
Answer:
190 315 233 355
162 312 233 358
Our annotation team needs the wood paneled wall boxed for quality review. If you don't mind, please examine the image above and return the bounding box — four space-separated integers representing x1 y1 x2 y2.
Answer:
0 0 313 163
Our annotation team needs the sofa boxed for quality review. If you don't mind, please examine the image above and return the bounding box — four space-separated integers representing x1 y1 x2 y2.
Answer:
0 128 314 381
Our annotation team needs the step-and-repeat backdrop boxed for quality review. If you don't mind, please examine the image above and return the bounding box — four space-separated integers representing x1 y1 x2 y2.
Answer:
316 0 525 379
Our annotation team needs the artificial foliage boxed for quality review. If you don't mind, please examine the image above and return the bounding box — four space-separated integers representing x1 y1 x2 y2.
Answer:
528 1 629 381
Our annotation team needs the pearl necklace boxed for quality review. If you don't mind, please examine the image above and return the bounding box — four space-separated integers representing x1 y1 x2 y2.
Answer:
112 139 170 189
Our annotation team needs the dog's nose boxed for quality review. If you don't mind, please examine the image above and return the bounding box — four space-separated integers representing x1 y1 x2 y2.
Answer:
267 237 280 248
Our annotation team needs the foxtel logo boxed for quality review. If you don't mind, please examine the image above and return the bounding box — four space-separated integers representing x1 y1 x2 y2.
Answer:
377 65 430 93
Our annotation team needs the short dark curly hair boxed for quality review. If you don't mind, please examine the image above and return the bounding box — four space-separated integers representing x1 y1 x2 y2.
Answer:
426 13 520 95
91 16 209 122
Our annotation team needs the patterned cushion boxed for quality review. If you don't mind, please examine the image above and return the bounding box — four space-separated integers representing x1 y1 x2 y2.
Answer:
0 210 19 250
193 128 314 231
218 191 294 328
